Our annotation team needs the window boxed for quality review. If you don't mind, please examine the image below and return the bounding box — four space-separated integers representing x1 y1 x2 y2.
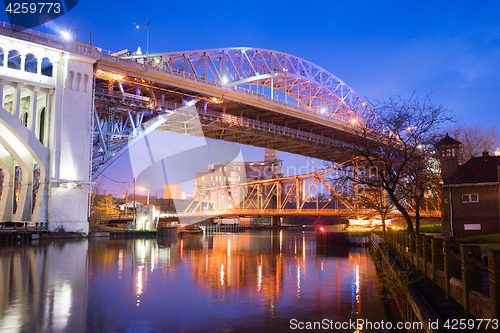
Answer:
462 194 479 203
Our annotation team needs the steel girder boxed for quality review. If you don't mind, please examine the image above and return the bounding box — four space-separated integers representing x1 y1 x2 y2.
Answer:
121 47 384 130
92 89 175 179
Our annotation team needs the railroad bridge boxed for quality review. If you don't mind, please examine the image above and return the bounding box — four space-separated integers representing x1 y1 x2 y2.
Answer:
0 22 390 233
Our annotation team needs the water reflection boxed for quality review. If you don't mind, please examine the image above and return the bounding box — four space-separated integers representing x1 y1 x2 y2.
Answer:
0 240 88 332
0 231 389 332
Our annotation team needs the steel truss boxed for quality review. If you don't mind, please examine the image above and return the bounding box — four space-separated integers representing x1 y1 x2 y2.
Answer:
92 88 179 179
121 48 384 129
182 158 441 219
184 159 357 218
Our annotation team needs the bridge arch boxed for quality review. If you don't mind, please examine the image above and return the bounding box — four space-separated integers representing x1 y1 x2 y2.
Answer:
123 47 381 127
0 107 49 223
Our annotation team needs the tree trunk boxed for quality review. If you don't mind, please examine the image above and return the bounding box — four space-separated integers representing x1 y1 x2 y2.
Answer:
381 215 386 242
387 190 414 234
415 200 420 235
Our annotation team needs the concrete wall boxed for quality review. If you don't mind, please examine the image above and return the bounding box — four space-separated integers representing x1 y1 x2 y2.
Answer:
48 54 94 233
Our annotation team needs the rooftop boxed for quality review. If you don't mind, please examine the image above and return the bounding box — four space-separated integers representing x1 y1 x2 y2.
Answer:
435 133 462 147
445 151 498 185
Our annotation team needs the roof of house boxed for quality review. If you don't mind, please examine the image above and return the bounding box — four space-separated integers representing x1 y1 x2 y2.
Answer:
119 201 144 208
445 151 498 185
435 133 462 147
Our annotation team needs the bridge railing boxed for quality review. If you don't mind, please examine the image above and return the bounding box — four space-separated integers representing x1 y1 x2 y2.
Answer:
118 55 365 127
386 229 500 322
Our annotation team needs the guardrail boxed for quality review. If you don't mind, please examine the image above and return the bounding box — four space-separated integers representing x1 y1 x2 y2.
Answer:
386 229 500 324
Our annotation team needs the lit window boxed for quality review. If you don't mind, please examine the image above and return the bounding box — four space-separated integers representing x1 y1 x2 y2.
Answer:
462 194 479 203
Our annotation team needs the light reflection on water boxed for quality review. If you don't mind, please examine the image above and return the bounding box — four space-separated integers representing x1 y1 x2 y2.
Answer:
0 231 390 332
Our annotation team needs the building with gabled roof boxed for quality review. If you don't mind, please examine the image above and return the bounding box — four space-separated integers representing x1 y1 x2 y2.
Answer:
438 133 500 237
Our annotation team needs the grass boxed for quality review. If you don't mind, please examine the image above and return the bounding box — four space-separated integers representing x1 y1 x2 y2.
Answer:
347 230 373 237
459 232 500 252
419 224 441 233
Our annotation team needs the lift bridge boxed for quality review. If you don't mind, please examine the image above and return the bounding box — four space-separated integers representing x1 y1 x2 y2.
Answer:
179 158 441 223
0 22 422 233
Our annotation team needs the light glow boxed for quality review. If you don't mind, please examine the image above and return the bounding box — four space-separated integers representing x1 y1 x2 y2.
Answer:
96 69 125 81
60 31 71 40
210 96 223 104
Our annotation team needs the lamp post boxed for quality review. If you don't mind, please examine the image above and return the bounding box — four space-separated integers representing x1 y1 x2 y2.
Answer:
133 177 136 229
283 68 288 105
136 20 151 69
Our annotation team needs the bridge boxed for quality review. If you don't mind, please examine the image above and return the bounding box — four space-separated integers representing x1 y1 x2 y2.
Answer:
0 22 395 233
179 157 441 224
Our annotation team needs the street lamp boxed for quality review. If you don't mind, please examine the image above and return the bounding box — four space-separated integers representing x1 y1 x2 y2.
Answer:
136 20 151 68
283 68 288 105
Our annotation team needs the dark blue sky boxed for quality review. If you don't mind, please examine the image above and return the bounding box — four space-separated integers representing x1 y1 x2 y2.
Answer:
2 1 499 196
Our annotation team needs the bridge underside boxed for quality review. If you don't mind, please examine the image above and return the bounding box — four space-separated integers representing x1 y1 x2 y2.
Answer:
92 68 383 177
156 108 356 162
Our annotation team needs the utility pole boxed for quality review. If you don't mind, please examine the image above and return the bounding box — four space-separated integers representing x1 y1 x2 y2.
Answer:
133 177 136 229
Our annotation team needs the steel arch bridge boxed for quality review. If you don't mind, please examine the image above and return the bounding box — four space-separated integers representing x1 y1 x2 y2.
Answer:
93 47 387 179
121 47 381 126
0 23 397 231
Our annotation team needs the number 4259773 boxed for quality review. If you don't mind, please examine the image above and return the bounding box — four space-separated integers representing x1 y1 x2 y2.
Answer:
6 3 61 14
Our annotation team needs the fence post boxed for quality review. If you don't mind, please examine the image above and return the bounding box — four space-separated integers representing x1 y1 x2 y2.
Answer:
443 238 459 299
431 238 444 288
403 231 410 260
422 235 432 278
488 250 500 327
414 233 421 268
409 233 416 265
460 244 483 315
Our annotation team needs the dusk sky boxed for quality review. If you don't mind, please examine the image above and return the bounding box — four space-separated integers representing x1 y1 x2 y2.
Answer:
2 1 499 197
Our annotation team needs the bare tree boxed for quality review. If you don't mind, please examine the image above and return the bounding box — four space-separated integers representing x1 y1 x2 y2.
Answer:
357 186 395 241
447 124 500 164
345 93 453 234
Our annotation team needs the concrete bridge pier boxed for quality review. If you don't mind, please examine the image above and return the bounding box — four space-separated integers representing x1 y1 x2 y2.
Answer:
0 34 94 234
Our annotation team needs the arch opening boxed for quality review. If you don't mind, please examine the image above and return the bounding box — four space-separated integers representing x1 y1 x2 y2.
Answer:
24 53 37 73
38 107 45 145
41 57 52 77
8 50 21 70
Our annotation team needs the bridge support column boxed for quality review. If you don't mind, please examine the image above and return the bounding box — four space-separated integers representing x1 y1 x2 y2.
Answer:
0 157 14 222
28 87 39 133
12 82 23 119
46 55 93 234
12 161 33 222
36 58 42 75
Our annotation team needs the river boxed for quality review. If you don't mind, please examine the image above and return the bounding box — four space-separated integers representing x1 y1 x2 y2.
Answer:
0 230 392 332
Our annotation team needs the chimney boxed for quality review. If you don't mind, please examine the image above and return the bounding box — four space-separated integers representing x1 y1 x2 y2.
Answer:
483 151 489 161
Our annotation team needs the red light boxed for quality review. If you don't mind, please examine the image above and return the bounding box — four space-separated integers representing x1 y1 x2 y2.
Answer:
180 224 184 228
319 226 324 232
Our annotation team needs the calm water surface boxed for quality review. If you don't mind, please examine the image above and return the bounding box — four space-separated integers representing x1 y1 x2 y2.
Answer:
0 231 391 332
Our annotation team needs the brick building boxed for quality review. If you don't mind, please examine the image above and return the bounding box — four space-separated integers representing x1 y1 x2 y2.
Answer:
438 134 500 237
